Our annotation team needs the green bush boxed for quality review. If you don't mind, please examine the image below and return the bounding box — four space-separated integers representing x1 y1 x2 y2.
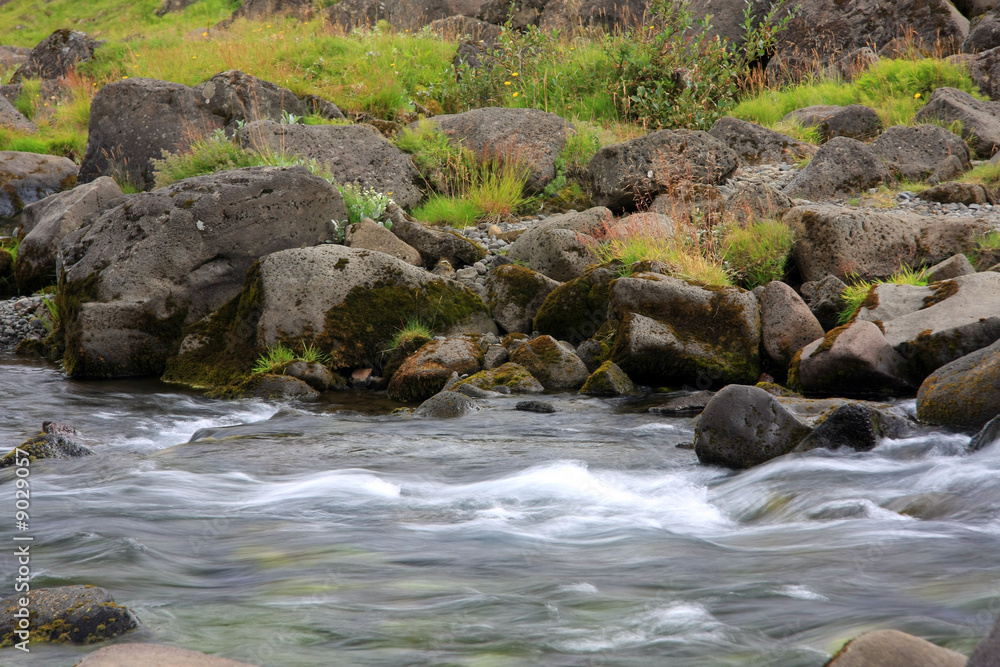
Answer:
412 195 484 227
721 219 795 289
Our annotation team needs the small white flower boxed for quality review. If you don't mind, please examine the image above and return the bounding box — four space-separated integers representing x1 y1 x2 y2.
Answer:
647 170 654 178
196 220 206 231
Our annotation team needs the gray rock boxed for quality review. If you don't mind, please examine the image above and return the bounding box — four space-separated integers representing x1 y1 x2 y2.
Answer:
970 612 1000 666
78 643 256 667
783 137 891 200
949 47 1000 100
0 586 138 646
760 280 825 366
236 120 422 208
648 390 715 415
965 6 1000 52
478 0 543 28
454 382 495 398
708 116 816 165
10 29 97 83
195 69 306 127
783 104 883 141
0 151 78 219
486 264 562 333
970 413 1000 451
926 253 977 282
14 177 123 293
917 337 1000 429
301 93 347 121
955 0 1000 19
250 374 320 401
575 338 606 373
723 181 794 222
0 94 34 134
917 180 994 204
0 431 94 468
387 337 484 402
588 129 739 211
283 361 339 391
800 275 848 331
825 629 966 667
328 0 482 32
516 399 556 413
386 203 486 268
580 360 634 395
504 207 612 282
60 166 345 379
413 390 480 418
483 343 509 369
855 282 935 324
914 86 1000 158
345 219 422 266
510 334 589 390
79 78 223 191
871 124 972 182
0 46 30 70
694 384 812 469
229 0 316 21
794 402 909 452
155 0 201 15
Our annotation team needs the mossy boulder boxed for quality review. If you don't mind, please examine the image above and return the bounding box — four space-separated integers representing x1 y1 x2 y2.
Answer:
917 338 1000 430
413 390 481 418
509 335 589 390
610 273 761 388
455 362 544 394
387 337 485 403
0 585 138 647
382 332 433 380
58 166 345 379
532 266 617 345
0 431 94 468
486 264 562 334
580 360 634 396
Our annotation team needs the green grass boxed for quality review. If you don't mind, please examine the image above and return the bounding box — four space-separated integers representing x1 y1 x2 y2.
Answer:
389 318 433 351
721 219 796 289
411 194 483 227
152 130 267 188
961 162 1000 186
466 160 534 220
1 237 20 262
591 226 732 287
837 264 930 324
966 230 1000 268
252 342 329 375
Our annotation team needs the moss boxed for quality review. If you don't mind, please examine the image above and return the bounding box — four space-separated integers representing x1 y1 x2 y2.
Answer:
56 272 99 378
755 381 800 397
532 267 615 345
580 360 634 396
335 257 350 271
922 279 959 309
489 264 549 311
501 332 529 348
456 362 542 393
814 324 849 354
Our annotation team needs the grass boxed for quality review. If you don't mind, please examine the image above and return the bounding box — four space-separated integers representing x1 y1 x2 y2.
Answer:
961 162 1000 186
252 342 329 375
837 264 930 324
466 160 534 220
966 230 1000 268
1 237 21 263
721 219 796 289
389 318 433 351
152 129 267 187
411 194 483 227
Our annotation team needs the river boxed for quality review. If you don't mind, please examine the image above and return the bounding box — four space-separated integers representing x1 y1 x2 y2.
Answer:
1 355 998 666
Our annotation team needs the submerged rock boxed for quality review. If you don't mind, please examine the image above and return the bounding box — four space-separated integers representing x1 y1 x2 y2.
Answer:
0 585 138 646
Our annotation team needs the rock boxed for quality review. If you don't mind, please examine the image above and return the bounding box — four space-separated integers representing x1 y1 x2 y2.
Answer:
970 413 1000 451
504 207 611 282
429 15 502 41
794 402 909 452
283 361 341 391
694 384 812 469
0 151 78 219
926 253 977 282
247 374 320 401
956 0 1000 19
415 107 573 193
965 6 1000 52
825 629 966 667
783 104 883 142
789 321 915 396
195 70 306 128
78 643 256 667
917 180 994 204
648 390 715 415
345 219 422 266
483 343 508 369
301 93 346 121
917 337 1000 429
883 272 1000 379
871 124 972 182
0 95 34 134
229 0 315 21
14 177 123 293
854 282 934 324
413 390 480 418
708 116 816 166
783 137 892 200
588 130 739 212
0 45 30 69
913 86 1000 158
510 334 589 390
0 585 137 646
236 120 423 208
387 337 484 402
800 275 848 331
486 264 562 333
580 360 634 395
970 613 1000 666
610 273 761 387
9 29 97 83
949 46 1000 100
155 0 201 15
760 280 825 367
386 203 486 268
722 182 794 222
165 243 493 389
531 266 617 345
328 0 481 32
456 361 544 393
516 399 556 413
0 430 94 468
60 166 345 379
785 204 986 282
478 0 543 27
79 78 223 191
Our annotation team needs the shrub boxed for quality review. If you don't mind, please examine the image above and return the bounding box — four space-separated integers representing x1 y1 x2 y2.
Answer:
721 219 796 289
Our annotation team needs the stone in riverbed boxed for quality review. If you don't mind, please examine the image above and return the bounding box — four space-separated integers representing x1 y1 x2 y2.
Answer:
0 422 94 468
825 629 966 667
387 337 485 403
456 362 544 394
970 413 1000 452
917 337 1000 430
509 334 589 390
580 360 634 396
486 264 562 334
0 585 138 646
760 280 825 367
77 643 255 667
413 390 480 418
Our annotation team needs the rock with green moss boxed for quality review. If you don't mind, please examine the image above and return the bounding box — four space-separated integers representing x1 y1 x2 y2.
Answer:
789 320 914 397
486 264 561 334
456 362 544 394
883 272 1000 381
0 428 94 468
580 360 634 396
387 337 485 402
532 267 617 345
58 166 345 379
509 335 589 390
382 332 433 380
610 273 760 388
220 374 320 401
917 338 1000 430
505 207 612 282
0 585 137 647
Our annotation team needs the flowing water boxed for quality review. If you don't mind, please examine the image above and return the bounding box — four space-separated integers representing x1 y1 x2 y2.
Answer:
2 355 999 666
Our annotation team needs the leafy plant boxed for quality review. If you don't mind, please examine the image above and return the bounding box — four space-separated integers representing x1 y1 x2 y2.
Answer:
721 218 795 289
337 183 395 226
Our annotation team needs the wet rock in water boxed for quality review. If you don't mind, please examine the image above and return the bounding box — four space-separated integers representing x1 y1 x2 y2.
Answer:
510 334 590 390
970 413 1000 452
0 151 78 218
917 337 1000 430
0 585 138 646
0 424 94 468
824 629 966 667
793 402 909 452
783 104 883 142
486 264 562 334
454 382 496 398
456 362 545 394
387 337 485 403
580 360 634 396
245 374 320 401
283 361 342 392
413 390 480 418
648 390 715 415
783 137 891 200
516 400 556 413
77 643 256 666
969 611 1000 666
883 492 962 520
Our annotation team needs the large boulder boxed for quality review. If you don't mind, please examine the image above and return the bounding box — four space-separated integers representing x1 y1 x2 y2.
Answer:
504 207 611 282
0 151 78 219
0 586 137 647
918 338 1000 429
195 70 306 128
0 95 35 134
509 334 590 390
760 280 825 367
387 337 484 402
610 273 761 387
329 0 483 31
236 120 422 208
229 0 315 21
854 282 934 324
964 6 1000 51
871 124 972 182
410 107 571 193
413 390 481 418
58 167 344 379
78 643 256 667
164 244 494 389
386 203 486 268
825 629 966 667
486 264 562 334
345 218 422 266
14 177 123 293
783 137 892 200
708 116 816 166
588 130 739 212
782 105 883 142
913 86 1000 158
950 46 1000 100
79 78 223 191
9 29 97 83
532 265 617 344
789 320 915 396
784 204 986 282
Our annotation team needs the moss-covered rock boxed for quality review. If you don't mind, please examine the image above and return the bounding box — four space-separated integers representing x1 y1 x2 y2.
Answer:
917 338 1000 430
509 335 589 390
0 431 94 468
532 266 616 345
455 362 544 394
0 585 137 647
580 360 635 396
412 390 481 418
387 337 484 403
486 264 561 334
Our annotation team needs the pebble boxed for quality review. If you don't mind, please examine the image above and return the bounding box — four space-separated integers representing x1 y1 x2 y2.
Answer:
0 295 48 351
